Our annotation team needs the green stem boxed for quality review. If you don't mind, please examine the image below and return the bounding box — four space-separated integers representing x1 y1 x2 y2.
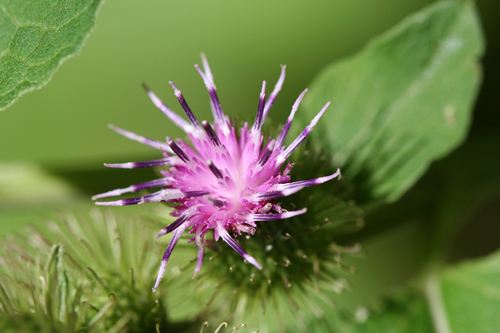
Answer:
423 268 451 333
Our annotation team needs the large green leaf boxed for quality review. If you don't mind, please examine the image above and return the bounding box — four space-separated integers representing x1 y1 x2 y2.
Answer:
337 132 500 262
440 252 500 332
299 0 484 203
333 251 500 333
0 0 104 111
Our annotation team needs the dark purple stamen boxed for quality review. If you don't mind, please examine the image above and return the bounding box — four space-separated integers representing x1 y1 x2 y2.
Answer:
167 138 190 163
142 83 193 134
207 160 223 179
258 149 272 166
169 81 201 129
183 190 210 197
209 198 225 208
195 65 225 127
202 120 221 146
258 141 274 166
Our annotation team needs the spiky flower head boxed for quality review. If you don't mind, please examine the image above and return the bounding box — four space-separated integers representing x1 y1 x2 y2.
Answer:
93 55 340 292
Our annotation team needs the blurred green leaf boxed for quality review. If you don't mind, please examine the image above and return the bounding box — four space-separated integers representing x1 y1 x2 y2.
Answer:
335 251 500 333
0 162 80 206
0 162 85 235
342 291 434 333
0 0 104 111
0 161 159 235
300 0 484 204
304 291 433 332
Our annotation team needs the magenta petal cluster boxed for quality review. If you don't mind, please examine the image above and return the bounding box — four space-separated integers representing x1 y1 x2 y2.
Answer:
93 55 340 291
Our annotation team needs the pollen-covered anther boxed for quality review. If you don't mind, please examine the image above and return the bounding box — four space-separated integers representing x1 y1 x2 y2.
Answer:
93 55 339 292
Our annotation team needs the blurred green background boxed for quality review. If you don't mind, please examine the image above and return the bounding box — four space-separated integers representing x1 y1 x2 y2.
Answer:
0 0 499 313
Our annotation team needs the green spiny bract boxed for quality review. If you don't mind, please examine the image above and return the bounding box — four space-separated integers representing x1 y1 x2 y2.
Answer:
164 145 364 332
0 210 189 332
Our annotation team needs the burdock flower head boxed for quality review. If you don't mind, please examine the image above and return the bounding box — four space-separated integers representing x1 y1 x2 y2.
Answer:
93 55 340 291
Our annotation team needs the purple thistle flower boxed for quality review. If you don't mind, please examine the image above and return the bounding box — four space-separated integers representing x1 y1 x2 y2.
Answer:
93 55 341 292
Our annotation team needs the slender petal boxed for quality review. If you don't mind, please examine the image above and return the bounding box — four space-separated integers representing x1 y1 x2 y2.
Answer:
239 208 307 222
153 223 189 292
269 169 341 193
95 189 184 206
155 210 192 238
218 225 262 270
194 246 205 278
276 89 308 148
250 186 305 201
194 227 206 278
92 178 170 200
277 101 330 165
195 63 227 132
104 157 177 169
169 81 202 129
200 53 215 87
108 124 172 152
142 83 194 134
262 65 286 121
252 81 266 132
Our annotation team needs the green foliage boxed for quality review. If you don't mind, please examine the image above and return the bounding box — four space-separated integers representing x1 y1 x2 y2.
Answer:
299 0 484 204
323 251 500 333
303 290 434 333
0 0 105 111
